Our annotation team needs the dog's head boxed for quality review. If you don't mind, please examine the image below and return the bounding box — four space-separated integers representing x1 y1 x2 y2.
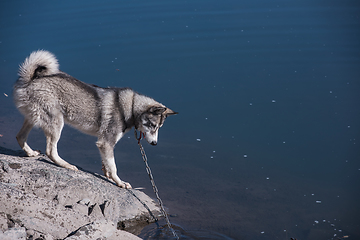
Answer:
137 106 177 146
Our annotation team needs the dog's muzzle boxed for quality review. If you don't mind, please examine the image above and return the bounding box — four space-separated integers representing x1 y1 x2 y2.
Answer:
150 141 157 146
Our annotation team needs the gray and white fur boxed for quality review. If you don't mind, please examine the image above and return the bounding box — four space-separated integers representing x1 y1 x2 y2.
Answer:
14 50 177 189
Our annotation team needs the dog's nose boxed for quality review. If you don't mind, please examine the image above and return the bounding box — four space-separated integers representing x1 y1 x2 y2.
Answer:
150 141 157 146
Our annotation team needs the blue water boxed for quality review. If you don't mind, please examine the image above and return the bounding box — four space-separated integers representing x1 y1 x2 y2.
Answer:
1 1 359 239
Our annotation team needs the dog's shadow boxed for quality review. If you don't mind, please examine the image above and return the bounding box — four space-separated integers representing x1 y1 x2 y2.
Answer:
0 146 28 157
0 146 115 186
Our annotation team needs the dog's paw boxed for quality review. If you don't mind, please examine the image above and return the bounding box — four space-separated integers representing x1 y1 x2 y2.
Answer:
27 150 41 157
65 164 78 171
124 182 132 189
118 181 132 189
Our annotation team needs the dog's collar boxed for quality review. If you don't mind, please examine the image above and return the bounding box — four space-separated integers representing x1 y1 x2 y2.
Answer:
134 129 145 144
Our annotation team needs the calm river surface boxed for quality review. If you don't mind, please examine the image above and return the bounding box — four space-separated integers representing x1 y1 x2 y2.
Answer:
1 1 359 239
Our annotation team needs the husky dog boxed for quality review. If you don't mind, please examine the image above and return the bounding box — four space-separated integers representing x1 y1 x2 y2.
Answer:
13 50 177 189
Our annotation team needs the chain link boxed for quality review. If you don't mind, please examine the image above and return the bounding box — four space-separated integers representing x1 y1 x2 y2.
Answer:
135 130 179 239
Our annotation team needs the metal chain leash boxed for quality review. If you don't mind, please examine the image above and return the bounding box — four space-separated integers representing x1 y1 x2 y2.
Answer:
135 129 179 240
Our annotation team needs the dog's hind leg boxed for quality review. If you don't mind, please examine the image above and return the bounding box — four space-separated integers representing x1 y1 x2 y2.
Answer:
16 118 41 157
96 140 132 189
44 117 78 171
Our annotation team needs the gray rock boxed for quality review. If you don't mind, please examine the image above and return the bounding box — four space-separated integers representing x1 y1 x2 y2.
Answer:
78 198 91 206
0 227 26 240
0 212 7 232
65 220 141 240
0 147 161 239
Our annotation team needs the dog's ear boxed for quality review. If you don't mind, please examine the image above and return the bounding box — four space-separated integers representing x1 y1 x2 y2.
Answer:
148 106 167 115
164 108 178 116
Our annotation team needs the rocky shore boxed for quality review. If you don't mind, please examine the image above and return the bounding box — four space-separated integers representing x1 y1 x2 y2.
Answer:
0 146 161 240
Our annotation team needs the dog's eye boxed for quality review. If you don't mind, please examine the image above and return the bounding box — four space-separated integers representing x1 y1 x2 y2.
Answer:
144 121 157 128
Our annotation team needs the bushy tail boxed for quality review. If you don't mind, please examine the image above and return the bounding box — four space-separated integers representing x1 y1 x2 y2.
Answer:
18 50 59 82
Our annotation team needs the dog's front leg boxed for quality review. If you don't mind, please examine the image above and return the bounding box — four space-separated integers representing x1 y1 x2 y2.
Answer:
96 140 132 189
